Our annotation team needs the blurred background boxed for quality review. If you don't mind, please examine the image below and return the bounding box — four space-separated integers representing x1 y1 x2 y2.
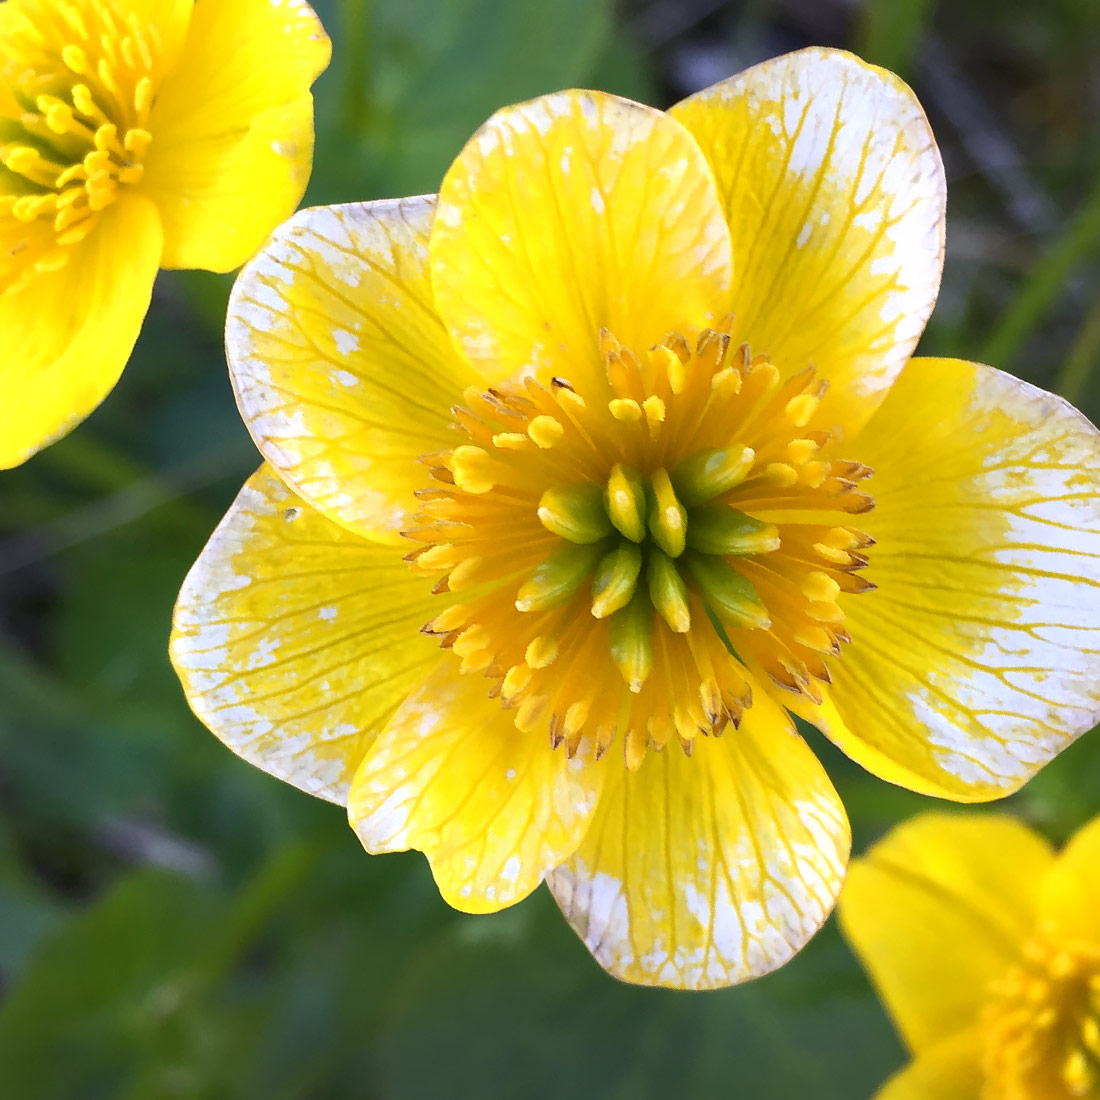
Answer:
3 0 1100 1096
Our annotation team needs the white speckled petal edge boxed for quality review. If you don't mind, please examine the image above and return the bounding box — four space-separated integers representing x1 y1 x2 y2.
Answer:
226 197 480 546
547 684 849 989
429 89 733 392
803 357 1100 801
670 47 946 434
348 662 606 914
170 465 440 803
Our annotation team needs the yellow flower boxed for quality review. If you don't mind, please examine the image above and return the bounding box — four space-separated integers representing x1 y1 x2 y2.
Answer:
0 0 330 468
840 813 1100 1099
171 48 1100 989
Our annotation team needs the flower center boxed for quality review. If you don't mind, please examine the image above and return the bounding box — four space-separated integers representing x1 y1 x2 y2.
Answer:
983 934 1100 1099
0 0 162 294
406 323 875 767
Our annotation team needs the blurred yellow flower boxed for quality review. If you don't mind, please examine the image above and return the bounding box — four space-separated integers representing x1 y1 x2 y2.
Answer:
840 813 1100 1099
0 0 330 467
171 48 1100 989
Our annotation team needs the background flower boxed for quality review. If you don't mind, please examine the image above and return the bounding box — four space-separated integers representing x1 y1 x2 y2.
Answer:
840 812 1100 1099
0 0 330 468
1 0 1100 1093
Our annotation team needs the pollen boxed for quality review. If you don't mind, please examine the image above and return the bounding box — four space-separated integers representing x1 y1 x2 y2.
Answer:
0 0 164 294
405 321 875 767
982 932 1100 1099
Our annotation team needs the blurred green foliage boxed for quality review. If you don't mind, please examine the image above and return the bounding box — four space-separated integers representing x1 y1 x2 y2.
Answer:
3 0 1100 1096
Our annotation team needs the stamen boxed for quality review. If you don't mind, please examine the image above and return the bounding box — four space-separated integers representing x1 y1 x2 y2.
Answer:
528 414 564 448
408 326 874 765
525 636 559 669
451 446 498 493
803 571 841 603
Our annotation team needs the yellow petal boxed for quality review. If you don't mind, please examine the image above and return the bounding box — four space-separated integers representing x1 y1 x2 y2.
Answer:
839 813 1053 1053
670 48 945 434
1037 813 1100 944
874 1031 984 1100
227 197 481 544
0 194 163 469
170 465 440 804
348 663 605 914
806 357 1100 800
430 90 733 390
141 0 331 272
546 685 849 989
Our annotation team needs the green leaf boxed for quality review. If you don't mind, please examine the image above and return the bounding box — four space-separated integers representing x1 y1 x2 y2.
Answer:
0 871 222 1099
375 890 904 1100
307 0 639 201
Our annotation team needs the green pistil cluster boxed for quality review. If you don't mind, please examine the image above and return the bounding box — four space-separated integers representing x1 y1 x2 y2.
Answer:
515 444 781 691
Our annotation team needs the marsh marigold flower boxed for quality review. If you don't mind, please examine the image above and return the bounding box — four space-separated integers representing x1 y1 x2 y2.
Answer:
841 813 1100 1099
0 0 330 467
171 48 1100 989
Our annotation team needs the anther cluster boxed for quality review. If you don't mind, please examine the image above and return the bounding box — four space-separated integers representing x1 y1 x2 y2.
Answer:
407 322 876 768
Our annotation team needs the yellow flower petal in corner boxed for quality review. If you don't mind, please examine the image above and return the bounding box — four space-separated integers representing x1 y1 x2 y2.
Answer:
0 0 329 466
141 0 331 272
227 197 482 544
0 195 163 469
349 665 606 914
547 686 849 989
839 813 1053 1052
170 466 441 803
1037 813 1100 944
431 90 733 391
670 48 945 433
875 1031 984 1100
808 357 1100 801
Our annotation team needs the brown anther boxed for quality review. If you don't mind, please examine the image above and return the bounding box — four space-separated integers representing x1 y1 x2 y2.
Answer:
837 574 877 594
664 332 691 362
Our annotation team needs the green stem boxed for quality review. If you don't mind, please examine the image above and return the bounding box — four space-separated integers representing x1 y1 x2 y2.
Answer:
39 430 145 491
191 841 319 996
981 171 1100 371
855 0 935 79
1054 294 1100 406
340 0 372 133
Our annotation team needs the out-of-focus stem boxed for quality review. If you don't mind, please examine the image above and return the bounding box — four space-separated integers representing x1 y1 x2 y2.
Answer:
981 171 1100 372
1054 295 1100 406
340 0 372 133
